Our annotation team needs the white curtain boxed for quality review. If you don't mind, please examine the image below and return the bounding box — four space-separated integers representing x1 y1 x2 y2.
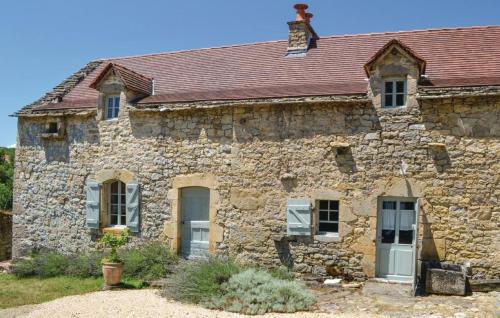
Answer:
382 209 396 230
399 210 415 231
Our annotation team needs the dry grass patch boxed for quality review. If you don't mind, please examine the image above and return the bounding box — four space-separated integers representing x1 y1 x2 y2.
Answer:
0 273 103 309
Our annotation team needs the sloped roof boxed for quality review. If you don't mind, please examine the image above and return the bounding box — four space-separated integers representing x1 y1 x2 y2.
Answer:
27 25 500 112
89 63 153 96
364 38 427 76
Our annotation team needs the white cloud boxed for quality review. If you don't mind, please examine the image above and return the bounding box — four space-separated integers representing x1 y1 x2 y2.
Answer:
8 144 16 148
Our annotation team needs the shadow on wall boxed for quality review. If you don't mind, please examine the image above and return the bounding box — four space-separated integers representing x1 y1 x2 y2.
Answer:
0 212 12 261
43 141 70 163
421 97 500 140
419 212 443 263
274 238 295 269
129 102 382 144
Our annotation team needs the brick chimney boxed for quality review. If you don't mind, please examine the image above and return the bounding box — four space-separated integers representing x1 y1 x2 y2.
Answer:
287 4 318 56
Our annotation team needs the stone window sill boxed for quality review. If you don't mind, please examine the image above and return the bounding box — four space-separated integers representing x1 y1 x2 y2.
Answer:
315 234 341 242
40 133 65 140
101 226 128 235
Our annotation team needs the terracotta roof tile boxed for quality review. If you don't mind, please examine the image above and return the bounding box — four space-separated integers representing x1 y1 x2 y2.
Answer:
31 26 500 111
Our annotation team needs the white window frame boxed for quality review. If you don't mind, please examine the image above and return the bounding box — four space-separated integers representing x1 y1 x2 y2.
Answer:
105 95 120 120
317 200 339 236
108 181 127 227
382 78 407 108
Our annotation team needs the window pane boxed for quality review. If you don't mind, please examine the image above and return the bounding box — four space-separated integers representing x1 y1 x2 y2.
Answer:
111 182 118 194
121 215 127 226
384 94 393 107
110 214 118 225
385 81 393 93
399 230 413 244
121 204 126 215
110 205 118 214
319 210 328 221
396 81 405 93
396 94 405 106
111 195 118 204
108 97 114 107
319 200 329 210
382 201 397 210
119 182 126 193
114 97 120 107
319 222 338 233
329 211 339 222
400 202 415 210
381 229 395 243
330 201 339 210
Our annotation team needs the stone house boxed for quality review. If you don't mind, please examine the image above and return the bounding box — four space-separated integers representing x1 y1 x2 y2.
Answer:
12 5 499 283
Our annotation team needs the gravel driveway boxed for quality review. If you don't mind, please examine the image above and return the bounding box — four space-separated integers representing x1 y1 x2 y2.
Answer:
0 289 362 318
1 284 498 318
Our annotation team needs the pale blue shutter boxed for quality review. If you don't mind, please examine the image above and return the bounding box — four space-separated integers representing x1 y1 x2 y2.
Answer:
85 180 100 229
287 199 311 236
126 182 140 233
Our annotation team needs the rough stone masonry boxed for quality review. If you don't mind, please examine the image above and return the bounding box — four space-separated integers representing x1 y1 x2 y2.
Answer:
10 11 500 281
12 89 500 280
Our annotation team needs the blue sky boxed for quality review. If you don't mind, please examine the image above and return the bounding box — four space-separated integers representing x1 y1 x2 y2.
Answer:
1 0 499 147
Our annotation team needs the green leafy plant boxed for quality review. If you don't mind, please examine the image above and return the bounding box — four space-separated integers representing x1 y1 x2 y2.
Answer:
34 252 69 277
0 147 14 211
11 258 36 277
205 268 315 315
120 241 178 280
163 257 241 304
12 252 69 278
98 230 131 264
66 251 103 277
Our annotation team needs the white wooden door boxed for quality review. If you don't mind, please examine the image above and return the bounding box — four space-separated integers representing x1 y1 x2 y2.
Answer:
181 187 210 259
376 198 417 282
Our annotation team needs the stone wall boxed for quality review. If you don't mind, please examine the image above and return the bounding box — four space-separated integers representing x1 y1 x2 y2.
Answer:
0 212 12 261
13 93 500 280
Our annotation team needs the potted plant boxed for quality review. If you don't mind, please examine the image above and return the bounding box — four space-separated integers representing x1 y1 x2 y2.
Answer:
98 229 131 287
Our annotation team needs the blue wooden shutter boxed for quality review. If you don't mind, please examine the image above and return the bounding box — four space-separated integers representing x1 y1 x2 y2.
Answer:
287 199 311 236
126 182 140 233
85 180 100 229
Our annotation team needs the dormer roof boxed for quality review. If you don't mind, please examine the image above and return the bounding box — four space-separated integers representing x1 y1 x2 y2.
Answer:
364 38 427 77
89 62 153 96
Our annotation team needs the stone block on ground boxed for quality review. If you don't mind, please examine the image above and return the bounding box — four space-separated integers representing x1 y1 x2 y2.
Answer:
425 268 466 296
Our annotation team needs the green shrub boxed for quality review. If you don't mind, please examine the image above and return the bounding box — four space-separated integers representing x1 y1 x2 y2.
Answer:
11 258 36 277
33 252 69 277
164 257 241 304
269 266 294 281
66 251 103 277
120 241 178 280
205 268 315 315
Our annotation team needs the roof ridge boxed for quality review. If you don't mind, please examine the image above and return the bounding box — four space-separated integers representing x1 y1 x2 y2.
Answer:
95 25 500 62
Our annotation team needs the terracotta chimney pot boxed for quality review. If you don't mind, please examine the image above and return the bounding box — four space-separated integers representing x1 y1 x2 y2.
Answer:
294 3 309 22
305 12 313 23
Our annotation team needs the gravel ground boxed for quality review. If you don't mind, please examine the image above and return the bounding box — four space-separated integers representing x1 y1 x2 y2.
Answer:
1 284 498 318
0 289 363 318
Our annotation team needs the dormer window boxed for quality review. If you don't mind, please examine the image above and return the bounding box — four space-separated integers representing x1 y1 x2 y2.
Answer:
106 95 120 119
383 78 406 108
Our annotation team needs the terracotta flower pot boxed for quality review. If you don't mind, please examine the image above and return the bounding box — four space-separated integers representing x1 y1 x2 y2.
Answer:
102 262 123 286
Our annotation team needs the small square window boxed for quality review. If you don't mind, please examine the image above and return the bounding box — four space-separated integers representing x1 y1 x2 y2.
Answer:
383 79 406 108
47 122 58 134
317 200 339 234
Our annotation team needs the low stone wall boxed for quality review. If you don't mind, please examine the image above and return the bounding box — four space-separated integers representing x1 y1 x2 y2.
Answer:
0 212 12 261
